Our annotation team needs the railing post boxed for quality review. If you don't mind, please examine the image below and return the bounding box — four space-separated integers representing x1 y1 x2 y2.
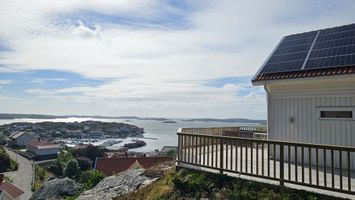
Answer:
220 138 224 174
177 134 181 163
280 144 284 186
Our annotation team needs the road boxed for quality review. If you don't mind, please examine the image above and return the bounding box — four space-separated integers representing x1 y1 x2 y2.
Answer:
4 147 34 200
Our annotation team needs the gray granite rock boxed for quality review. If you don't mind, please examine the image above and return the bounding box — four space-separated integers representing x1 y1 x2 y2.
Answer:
31 178 82 200
77 169 154 200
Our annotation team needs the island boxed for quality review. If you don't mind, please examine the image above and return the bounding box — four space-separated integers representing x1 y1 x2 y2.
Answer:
0 121 144 139
161 120 177 123
123 140 147 149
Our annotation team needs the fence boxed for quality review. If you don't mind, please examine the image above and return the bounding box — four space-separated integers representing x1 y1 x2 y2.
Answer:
177 131 355 195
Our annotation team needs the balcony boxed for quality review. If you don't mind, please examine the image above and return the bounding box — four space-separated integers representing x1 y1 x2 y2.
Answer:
176 126 355 197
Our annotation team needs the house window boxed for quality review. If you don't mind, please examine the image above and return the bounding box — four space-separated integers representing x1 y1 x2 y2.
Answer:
320 111 352 119
317 107 355 120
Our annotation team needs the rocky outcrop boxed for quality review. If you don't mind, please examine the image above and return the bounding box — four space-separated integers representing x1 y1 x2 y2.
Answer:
31 178 82 200
77 169 154 200
123 140 146 149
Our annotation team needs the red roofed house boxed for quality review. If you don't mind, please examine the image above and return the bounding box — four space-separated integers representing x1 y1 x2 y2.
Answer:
0 174 24 200
27 138 59 159
94 157 173 176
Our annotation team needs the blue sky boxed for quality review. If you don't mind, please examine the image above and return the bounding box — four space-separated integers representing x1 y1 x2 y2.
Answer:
0 0 355 119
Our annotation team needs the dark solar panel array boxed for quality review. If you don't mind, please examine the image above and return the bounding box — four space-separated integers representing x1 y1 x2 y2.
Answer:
260 23 355 74
305 23 355 70
260 31 317 73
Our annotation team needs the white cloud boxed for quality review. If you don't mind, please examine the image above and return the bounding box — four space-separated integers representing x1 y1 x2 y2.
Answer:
1 0 355 118
0 80 12 85
31 78 67 84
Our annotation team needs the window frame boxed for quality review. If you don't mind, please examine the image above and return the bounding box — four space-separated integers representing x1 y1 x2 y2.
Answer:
316 106 355 121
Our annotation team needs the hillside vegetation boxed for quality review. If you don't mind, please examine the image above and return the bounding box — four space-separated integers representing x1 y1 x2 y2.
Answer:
0 146 18 172
117 168 343 200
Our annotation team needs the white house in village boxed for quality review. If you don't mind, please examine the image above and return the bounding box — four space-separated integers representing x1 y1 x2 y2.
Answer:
27 138 59 158
8 131 33 147
252 23 355 169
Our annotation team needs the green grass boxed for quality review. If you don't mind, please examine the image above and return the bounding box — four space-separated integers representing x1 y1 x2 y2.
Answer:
33 165 53 191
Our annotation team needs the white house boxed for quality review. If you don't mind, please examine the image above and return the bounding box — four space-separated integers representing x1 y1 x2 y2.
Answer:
27 138 59 158
8 131 33 147
252 23 355 169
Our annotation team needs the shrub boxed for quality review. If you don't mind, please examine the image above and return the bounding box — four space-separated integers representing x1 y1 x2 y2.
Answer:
56 150 74 169
77 157 93 171
64 159 80 179
73 144 105 162
79 170 105 190
0 146 17 172
46 163 63 176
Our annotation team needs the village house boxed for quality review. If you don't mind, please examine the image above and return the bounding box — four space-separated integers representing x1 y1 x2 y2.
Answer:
26 138 59 159
0 174 24 200
252 23 355 169
8 131 33 147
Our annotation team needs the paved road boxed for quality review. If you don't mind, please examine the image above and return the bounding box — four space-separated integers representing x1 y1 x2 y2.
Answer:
4 147 34 200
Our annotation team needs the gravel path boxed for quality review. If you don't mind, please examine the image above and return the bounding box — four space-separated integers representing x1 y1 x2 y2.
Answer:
4 147 34 200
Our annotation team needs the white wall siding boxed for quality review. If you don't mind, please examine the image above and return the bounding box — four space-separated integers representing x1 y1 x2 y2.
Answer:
15 134 33 146
267 77 355 169
37 148 58 156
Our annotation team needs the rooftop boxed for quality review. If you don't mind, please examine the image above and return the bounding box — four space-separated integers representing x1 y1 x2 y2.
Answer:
27 138 58 148
9 131 27 139
0 174 24 199
253 23 355 83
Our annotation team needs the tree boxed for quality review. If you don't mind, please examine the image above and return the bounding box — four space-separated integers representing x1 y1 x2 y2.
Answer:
0 133 6 145
56 150 74 169
73 144 105 162
0 146 17 172
64 159 80 179
77 157 93 171
79 170 105 190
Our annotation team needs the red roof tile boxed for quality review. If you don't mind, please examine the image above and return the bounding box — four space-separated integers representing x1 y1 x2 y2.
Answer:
0 179 24 199
253 66 355 83
27 138 54 148
95 157 173 176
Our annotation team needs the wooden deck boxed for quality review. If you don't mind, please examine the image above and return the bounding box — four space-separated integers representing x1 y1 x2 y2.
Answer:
177 129 355 199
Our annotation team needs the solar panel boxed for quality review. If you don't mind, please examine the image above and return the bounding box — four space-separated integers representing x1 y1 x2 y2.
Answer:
260 31 317 73
259 23 355 74
304 23 355 70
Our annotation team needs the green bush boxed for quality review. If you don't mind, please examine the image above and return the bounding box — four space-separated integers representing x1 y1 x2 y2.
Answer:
79 170 105 190
73 144 105 162
172 169 338 200
36 166 47 181
56 151 74 169
77 157 93 171
46 163 63 176
64 159 80 179
0 146 18 172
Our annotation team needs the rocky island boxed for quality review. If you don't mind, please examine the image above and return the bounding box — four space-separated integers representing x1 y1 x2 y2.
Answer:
123 140 146 149
0 121 144 139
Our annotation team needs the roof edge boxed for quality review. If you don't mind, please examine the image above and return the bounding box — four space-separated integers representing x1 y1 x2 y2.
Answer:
252 70 355 86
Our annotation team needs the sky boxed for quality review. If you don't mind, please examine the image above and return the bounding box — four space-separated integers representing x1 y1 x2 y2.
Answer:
0 0 355 119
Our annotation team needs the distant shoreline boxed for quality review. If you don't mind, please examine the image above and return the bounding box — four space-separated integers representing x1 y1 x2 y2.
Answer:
0 113 266 125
